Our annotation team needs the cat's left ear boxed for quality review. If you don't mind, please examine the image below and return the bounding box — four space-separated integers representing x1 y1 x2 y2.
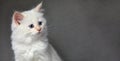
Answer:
33 1 44 12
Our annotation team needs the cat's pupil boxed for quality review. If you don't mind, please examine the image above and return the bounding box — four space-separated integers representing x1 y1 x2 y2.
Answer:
38 21 42 25
29 24 34 28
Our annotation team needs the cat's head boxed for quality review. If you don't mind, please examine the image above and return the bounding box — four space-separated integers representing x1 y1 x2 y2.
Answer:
11 2 47 37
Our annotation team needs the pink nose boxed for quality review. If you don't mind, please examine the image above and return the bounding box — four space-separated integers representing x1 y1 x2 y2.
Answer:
36 28 41 32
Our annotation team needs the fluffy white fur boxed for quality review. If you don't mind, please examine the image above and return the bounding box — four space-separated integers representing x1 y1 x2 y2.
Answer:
11 2 62 61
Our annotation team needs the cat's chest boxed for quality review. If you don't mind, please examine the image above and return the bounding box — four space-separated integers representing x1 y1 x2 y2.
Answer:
12 41 48 54
12 41 49 61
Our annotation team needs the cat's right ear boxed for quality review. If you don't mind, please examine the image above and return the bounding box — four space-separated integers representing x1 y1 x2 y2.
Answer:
33 1 43 12
12 11 24 25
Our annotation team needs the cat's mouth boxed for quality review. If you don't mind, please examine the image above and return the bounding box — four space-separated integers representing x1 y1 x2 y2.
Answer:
37 31 41 34
38 28 42 33
31 30 42 35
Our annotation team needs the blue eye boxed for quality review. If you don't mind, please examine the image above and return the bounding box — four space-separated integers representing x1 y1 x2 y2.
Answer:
29 24 34 28
38 21 42 25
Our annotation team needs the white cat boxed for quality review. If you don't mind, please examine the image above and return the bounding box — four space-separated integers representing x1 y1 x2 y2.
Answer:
11 2 62 61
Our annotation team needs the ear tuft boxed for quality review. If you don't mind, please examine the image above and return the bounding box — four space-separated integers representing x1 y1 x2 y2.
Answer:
13 11 24 25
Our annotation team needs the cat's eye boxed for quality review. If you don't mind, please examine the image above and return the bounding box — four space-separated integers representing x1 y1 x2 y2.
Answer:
29 24 34 28
38 21 42 25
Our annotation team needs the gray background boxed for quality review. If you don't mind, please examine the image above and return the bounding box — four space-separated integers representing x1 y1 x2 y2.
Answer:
0 0 120 61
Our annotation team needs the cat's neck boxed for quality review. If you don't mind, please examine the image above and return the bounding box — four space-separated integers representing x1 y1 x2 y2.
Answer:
12 32 48 45
24 35 48 44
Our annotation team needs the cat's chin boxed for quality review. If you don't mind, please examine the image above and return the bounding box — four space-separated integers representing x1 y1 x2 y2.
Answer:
31 32 41 35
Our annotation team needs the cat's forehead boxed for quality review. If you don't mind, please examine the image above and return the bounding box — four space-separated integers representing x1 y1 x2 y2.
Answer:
21 10 45 24
23 10 43 19
23 11 42 20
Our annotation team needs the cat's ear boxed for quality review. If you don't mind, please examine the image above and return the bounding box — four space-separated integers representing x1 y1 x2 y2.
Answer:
12 11 24 25
33 1 43 12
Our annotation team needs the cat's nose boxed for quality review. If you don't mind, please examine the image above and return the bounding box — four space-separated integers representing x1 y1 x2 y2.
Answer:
35 26 41 32
37 28 41 32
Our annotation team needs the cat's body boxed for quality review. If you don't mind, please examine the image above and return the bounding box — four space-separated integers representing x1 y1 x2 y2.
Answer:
11 2 62 61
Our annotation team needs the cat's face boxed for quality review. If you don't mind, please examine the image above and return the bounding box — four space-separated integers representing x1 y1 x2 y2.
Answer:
11 2 47 37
